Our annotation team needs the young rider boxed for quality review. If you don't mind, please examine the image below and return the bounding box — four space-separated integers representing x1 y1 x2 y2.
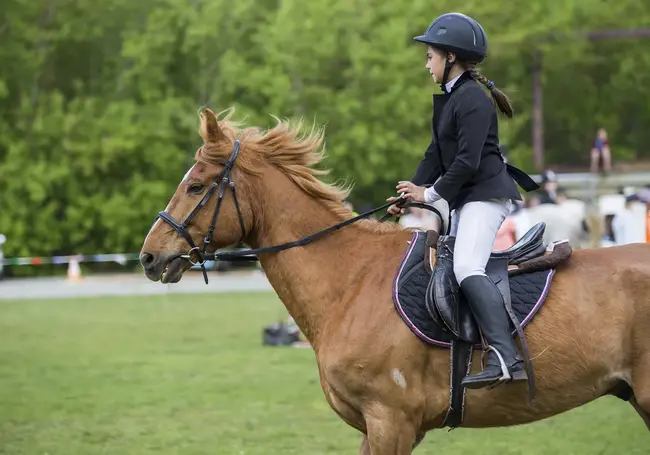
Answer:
388 12 539 389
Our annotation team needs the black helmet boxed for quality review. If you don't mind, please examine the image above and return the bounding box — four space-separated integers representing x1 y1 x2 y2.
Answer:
413 13 488 64
540 169 557 184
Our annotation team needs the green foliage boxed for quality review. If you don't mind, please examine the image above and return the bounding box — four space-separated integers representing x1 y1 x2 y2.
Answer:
1 0 650 262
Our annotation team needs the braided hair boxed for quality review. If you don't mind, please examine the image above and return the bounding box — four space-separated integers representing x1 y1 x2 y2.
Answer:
468 67 514 118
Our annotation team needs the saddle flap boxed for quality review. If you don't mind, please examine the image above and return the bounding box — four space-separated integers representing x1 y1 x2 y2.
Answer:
425 236 480 344
456 298 479 345
431 261 460 336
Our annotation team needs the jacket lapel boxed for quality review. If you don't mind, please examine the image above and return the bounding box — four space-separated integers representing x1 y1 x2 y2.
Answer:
431 93 449 173
432 93 449 132
431 72 473 174
432 71 472 129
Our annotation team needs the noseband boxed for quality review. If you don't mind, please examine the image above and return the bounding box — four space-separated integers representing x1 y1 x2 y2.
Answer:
157 140 246 284
154 139 448 285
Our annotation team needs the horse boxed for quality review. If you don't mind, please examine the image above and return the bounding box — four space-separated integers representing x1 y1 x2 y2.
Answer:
139 108 650 454
513 198 602 250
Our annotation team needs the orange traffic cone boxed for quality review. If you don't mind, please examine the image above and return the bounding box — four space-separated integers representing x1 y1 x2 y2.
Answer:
67 256 82 281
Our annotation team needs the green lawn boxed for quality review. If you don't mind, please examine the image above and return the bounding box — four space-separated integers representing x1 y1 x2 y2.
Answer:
0 291 647 454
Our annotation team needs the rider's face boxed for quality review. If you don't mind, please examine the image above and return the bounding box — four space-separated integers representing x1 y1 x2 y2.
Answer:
425 46 448 83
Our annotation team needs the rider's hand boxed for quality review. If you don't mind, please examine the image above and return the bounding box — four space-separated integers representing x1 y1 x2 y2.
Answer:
386 196 405 216
396 181 426 203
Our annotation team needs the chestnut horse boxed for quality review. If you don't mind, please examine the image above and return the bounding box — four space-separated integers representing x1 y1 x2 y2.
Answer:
140 108 650 454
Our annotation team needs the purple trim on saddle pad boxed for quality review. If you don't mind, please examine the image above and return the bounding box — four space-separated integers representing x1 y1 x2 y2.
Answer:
519 268 555 327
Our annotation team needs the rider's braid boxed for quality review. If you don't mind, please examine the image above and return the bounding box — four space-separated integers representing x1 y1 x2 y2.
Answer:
468 65 514 118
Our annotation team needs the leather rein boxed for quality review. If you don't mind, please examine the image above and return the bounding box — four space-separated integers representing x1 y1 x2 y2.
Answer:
156 140 447 284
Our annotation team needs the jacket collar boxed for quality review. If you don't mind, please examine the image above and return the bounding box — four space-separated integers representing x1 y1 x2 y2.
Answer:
443 73 460 94
442 70 473 95
431 71 474 124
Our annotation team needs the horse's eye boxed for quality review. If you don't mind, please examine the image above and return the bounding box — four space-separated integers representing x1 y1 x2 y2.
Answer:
189 183 204 195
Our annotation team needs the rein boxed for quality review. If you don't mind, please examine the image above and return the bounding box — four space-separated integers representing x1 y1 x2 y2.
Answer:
187 198 447 265
156 138 448 284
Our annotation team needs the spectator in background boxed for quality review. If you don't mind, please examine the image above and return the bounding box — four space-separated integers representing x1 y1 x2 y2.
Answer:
636 185 650 204
555 187 568 205
399 206 439 232
0 234 5 280
493 212 517 250
611 194 639 245
537 169 558 204
633 186 650 244
590 127 612 174
601 214 616 247
525 193 540 208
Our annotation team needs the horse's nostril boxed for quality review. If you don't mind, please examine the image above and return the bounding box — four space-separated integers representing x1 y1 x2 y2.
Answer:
140 252 155 268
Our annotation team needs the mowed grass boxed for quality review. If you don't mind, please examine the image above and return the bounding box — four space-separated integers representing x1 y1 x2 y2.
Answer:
0 291 648 455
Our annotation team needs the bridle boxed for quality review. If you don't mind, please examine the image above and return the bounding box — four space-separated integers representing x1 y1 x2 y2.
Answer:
155 138 448 285
157 140 247 284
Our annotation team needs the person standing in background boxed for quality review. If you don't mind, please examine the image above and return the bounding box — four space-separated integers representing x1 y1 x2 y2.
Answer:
0 234 6 280
590 127 612 174
612 195 639 245
492 215 517 250
537 170 558 205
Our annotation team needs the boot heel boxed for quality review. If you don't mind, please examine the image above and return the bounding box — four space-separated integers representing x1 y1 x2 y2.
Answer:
510 368 528 382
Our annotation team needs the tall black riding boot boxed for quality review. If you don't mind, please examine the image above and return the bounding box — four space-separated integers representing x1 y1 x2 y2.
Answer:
460 274 527 389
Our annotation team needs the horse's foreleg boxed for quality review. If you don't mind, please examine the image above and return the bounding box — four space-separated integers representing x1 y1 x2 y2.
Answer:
631 396 650 431
359 427 425 454
631 324 650 431
631 353 650 431
359 435 370 454
359 431 426 454
363 407 417 455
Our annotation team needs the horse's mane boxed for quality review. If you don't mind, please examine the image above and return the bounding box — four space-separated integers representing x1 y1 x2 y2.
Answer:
195 108 402 234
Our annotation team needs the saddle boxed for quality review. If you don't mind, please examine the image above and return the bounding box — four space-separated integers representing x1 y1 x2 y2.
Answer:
426 222 549 344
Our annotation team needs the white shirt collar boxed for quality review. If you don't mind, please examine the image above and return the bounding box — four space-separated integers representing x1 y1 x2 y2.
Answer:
445 73 463 93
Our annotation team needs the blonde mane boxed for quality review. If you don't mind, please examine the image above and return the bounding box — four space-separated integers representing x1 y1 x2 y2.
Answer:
195 108 402 234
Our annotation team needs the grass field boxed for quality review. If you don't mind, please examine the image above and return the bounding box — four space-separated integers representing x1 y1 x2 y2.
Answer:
1 291 648 454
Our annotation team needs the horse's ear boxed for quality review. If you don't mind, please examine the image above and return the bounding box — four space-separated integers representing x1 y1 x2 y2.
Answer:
199 108 225 143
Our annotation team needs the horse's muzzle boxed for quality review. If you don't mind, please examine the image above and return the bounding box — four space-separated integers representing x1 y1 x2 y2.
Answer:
140 251 183 282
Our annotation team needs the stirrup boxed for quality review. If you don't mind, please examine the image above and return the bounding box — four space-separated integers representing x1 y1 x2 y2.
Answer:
485 345 511 388
462 345 512 390
478 338 511 384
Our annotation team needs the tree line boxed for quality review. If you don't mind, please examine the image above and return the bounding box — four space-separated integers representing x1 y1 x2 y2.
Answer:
1 0 649 263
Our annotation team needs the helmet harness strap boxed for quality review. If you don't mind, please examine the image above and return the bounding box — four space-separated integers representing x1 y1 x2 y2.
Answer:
441 54 454 93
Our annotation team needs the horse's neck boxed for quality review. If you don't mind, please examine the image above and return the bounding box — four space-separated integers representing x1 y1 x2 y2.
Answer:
248 171 405 346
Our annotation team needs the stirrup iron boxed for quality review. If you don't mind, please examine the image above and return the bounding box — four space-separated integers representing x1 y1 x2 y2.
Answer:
485 345 512 388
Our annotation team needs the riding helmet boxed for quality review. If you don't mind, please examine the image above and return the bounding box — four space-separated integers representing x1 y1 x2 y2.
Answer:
413 12 488 63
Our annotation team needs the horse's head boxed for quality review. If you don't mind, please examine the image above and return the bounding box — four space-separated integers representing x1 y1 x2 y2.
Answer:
140 108 257 283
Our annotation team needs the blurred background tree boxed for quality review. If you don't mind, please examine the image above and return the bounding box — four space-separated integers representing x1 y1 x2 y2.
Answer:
1 0 649 260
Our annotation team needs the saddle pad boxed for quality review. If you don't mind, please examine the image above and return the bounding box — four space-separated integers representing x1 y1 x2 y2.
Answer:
393 231 555 348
